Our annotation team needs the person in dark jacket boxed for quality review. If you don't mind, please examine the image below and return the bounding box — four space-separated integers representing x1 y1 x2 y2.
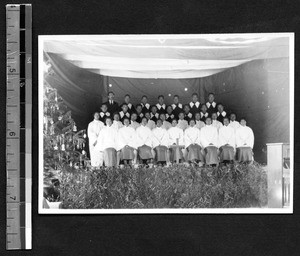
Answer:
103 91 119 116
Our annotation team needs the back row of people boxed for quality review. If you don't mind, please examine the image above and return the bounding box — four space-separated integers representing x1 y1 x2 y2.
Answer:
88 113 254 169
101 91 229 124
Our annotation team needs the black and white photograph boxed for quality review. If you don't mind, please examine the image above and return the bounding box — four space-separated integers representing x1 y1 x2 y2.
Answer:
39 33 294 213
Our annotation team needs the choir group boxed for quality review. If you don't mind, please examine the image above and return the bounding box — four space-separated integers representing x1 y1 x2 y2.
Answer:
87 91 254 168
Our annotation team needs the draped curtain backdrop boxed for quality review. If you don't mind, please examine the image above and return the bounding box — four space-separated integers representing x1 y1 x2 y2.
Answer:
42 35 291 163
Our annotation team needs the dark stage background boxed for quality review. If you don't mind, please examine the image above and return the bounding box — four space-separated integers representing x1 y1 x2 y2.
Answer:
0 0 299 255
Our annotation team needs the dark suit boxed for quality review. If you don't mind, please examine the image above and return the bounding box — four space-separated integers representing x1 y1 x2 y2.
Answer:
206 102 218 116
217 111 228 124
104 100 119 116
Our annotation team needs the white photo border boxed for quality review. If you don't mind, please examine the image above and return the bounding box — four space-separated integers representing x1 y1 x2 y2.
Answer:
38 33 294 214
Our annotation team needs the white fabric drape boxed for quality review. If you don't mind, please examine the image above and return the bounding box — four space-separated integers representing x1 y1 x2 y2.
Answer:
43 35 290 79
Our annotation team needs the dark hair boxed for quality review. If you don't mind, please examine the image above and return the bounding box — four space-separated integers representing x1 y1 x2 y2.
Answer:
223 117 229 123
141 95 147 99
171 118 178 123
217 103 224 107
136 104 142 108
93 111 99 116
205 116 212 121
108 91 114 96
188 118 196 124
121 103 128 108
159 113 166 118
156 119 163 124
173 95 179 98
211 112 218 116
240 117 247 122
104 116 112 122
122 116 130 123
208 92 214 96
183 104 190 109
113 112 120 118
178 111 184 115
158 95 164 99
101 103 108 107
230 112 236 117
192 93 198 97
124 94 130 98
141 116 148 122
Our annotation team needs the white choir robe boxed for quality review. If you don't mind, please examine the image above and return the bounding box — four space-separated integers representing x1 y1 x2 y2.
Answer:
96 125 118 167
87 120 104 167
136 125 153 148
184 127 203 161
212 120 223 131
117 126 137 151
168 127 184 146
200 125 219 165
147 120 156 130
200 125 218 148
168 126 184 162
235 126 254 148
195 120 205 130
218 125 236 161
218 125 236 148
177 119 188 131
129 121 140 130
152 127 169 162
162 121 172 130
229 120 241 132
152 127 169 148
112 120 123 130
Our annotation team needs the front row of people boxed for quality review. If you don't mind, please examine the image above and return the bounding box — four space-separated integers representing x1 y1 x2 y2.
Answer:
88 112 254 168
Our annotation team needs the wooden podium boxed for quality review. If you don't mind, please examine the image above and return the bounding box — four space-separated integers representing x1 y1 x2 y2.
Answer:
267 143 290 208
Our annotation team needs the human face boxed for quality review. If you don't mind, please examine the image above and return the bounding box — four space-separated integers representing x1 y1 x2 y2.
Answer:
124 95 130 104
158 97 164 105
131 113 137 121
230 114 236 121
108 93 114 101
223 118 229 126
151 106 157 114
206 118 212 125
192 94 198 102
145 112 150 119
94 112 100 120
212 113 217 120
136 105 142 113
173 96 179 104
172 120 177 127
208 94 214 103
189 120 195 127
141 97 147 104
114 114 120 121
122 105 128 113
106 118 112 126
157 120 162 127
201 105 207 113
195 113 200 120
160 114 166 121
101 104 107 112
167 106 173 114
218 104 224 113
142 118 148 126
124 119 130 126
179 113 184 120
240 120 246 126
184 105 190 114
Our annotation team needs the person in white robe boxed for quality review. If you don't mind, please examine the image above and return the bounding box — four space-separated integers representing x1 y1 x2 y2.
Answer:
117 117 137 165
144 112 156 130
235 118 254 162
200 117 219 166
152 119 170 165
87 112 105 168
229 113 241 132
159 113 172 130
194 112 205 130
211 112 223 131
112 112 123 130
184 119 204 164
129 112 140 130
177 112 189 131
218 117 236 163
96 117 118 167
168 119 185 163
136 117 154 164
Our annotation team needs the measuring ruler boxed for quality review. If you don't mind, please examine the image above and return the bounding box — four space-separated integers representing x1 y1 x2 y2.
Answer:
6 4 32 250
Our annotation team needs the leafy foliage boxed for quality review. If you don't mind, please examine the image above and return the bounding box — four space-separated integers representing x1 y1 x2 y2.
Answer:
58 162 267 209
